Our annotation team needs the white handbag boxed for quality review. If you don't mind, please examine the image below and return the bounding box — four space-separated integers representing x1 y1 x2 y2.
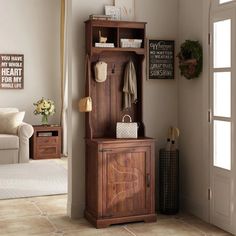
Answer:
116 114 138 139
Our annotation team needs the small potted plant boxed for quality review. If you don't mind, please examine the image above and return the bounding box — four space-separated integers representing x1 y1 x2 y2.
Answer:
33 97 55 125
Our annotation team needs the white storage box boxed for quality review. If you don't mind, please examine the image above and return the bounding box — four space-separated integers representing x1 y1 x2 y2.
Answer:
120 39 142 48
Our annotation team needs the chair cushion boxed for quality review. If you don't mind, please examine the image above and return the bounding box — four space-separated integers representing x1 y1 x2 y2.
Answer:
0 134 19 149
0 111 25 134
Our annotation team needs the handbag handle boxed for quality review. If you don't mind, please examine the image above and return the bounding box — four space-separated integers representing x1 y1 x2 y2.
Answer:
122 114 132 123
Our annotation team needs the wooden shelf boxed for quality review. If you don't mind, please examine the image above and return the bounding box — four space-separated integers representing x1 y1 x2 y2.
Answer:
86 20 146 57
85 19 147 29
91 47 145 55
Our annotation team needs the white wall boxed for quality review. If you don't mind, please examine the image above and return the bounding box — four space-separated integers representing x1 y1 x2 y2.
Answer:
70 0 179 217
178 0 210 221
0 0 61 125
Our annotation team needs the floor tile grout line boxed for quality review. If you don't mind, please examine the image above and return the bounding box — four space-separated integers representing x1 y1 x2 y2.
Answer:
31 200 44 215
45 214 64 234
123 226 137 236
31 200 60 233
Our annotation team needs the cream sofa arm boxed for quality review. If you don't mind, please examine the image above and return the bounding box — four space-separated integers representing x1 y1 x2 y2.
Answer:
18 122 34 163
18 122 34 138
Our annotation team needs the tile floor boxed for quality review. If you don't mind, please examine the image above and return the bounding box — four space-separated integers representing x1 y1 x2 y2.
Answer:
0 194 232 236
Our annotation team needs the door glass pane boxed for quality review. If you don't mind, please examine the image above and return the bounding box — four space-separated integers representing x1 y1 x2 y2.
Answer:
214 72 231 117
219 0 233 4
214 120 231 170
214 19 231 68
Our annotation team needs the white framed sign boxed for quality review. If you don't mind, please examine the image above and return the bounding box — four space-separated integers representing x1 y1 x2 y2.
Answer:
105 5 121 20
114 0 135 21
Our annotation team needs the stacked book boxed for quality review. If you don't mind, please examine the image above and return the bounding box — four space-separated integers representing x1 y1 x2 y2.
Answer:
95 43 115 48
38 132 53 137
90 15 112 20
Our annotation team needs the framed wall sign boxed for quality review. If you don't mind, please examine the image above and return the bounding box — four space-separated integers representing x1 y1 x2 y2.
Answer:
105 5 121 20
114 0 135 20
148 40 175 80
0 54 24 89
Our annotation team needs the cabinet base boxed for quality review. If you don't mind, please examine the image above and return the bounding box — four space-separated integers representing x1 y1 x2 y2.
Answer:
84 210 157 229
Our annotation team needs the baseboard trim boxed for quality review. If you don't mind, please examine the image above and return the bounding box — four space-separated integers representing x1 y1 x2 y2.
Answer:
67 200 85 218
180 194 209 222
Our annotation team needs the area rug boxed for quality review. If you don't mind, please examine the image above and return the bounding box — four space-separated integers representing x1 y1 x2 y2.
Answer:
0 161 67 199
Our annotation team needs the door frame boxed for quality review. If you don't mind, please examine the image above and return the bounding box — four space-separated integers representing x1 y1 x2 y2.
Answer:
209 1 236 233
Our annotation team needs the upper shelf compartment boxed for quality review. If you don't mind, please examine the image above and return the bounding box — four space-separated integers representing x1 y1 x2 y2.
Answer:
85 20 147 56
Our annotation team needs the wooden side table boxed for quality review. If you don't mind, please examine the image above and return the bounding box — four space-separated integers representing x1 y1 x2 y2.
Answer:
30 125 62 159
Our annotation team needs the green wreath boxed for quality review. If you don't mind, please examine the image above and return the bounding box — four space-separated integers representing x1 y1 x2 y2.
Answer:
177 40 203 80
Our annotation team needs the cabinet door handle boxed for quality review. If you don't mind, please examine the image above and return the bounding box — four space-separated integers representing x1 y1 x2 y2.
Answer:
146 174 151 188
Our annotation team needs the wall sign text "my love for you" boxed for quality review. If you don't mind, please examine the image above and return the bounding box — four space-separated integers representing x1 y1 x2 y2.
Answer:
0 54 24 89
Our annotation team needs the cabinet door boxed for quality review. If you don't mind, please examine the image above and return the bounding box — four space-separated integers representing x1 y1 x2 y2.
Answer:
102 146 151 218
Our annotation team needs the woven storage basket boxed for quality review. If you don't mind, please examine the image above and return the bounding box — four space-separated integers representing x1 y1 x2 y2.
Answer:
120 39 142 48
159 148 179 214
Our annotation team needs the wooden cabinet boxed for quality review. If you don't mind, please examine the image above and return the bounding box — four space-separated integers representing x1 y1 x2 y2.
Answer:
85 138 156 228
84 20 156 228
30 125 61 160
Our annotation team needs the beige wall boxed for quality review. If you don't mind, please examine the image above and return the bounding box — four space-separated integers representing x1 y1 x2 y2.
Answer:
0 0 61 125
135 0 179 150
70 0 179 217
178 0 210 221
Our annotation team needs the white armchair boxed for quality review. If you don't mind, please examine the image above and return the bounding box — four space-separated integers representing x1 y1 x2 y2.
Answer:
0 108 34 164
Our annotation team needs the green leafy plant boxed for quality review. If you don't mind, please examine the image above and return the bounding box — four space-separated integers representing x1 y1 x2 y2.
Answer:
177 40 203 80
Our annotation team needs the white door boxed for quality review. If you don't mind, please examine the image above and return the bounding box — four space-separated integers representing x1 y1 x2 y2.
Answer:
210 1 236 234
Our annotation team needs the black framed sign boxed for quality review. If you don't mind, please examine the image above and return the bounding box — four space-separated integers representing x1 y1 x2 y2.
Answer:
148 40 175 79
0 54 24 89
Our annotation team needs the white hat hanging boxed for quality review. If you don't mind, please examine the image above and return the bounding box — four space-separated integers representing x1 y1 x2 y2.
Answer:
94 61 107 83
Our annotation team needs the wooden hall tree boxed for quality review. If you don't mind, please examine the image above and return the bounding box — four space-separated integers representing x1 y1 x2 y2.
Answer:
84 19 157 228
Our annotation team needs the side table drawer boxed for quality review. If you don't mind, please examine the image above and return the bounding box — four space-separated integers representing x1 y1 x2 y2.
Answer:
37 146 59 158
37 137 58 145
